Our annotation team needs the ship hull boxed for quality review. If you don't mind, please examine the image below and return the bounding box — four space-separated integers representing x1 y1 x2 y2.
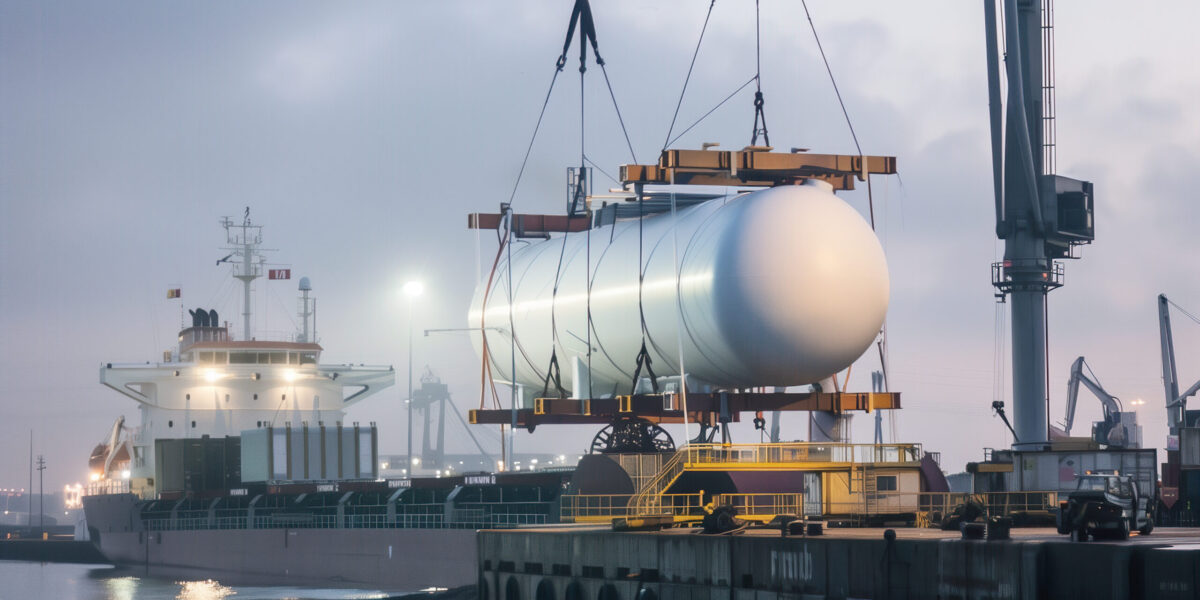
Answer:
83 494 476 591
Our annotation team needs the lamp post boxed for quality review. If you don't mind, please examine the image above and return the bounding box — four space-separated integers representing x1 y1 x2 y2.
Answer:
403 281 424 477
35 455 45 538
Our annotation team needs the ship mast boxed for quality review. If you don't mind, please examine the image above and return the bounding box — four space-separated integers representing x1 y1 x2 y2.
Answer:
298 276 314 343
220 208 268 341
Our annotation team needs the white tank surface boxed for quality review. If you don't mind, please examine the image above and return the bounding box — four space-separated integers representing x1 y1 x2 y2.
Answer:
468 181 889 396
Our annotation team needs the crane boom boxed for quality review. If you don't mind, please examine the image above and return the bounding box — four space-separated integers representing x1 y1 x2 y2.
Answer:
1160 293 1200 435
1061 356 1122 435
1161 294 1183 434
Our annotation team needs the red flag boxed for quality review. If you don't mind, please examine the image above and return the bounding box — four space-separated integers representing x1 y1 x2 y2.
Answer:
269 269 291 280
167 288 181 299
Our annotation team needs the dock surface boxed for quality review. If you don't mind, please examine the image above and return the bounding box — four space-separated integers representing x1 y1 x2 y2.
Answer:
479 524 1200 599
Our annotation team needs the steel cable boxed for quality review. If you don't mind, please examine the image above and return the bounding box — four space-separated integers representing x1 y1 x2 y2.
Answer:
662 0 717 151
667 75 758 148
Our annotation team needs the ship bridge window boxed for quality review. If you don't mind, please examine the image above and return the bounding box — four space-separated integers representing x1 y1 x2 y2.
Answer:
300 352 317 365
197 351 228 365
269 352 288 364
288 352 300 365
230 352 256 364
876 475 898 492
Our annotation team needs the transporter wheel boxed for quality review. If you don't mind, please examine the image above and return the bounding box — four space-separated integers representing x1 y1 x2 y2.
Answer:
590 417 676 454
1139 519 1154 536
1070 527 1088 542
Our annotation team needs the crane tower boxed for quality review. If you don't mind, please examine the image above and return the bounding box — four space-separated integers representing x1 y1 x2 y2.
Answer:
985 0 1095 451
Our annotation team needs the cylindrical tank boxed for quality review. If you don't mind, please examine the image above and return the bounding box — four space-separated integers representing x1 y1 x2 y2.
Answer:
468 181 888 396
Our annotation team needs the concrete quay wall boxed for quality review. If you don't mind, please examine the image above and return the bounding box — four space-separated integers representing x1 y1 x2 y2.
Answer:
478 528 1200 600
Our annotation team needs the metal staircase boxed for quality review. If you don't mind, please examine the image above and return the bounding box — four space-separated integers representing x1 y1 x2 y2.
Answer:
628 448 687 513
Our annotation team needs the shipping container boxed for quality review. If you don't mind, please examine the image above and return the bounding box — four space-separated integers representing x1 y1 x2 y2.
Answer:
1008 449 1157 498
239 425 378 483
1179 428 1200 469
154 436 244 494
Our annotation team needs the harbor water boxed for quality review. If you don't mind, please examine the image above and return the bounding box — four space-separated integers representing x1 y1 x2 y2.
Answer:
0 561 406 600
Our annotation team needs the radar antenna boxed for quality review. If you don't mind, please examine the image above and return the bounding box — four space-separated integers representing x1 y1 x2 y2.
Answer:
219 208 271 340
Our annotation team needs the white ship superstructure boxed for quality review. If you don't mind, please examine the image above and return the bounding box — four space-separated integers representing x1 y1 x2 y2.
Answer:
91 212 394 491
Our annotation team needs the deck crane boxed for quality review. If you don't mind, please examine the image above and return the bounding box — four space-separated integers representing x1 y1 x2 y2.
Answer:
1160 294 1200 436
1054 357 1134 448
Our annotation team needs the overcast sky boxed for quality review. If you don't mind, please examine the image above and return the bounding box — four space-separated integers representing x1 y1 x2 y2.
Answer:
2 0 1198 491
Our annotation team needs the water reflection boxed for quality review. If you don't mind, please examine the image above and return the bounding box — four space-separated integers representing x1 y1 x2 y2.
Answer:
104 575 140 600
177 579 236 600
0 562 400 599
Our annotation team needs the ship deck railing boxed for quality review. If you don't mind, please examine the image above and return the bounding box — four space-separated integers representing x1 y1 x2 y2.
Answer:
676 442 924 470
140 511 550 532
84 480 136 498
561 490 1060 526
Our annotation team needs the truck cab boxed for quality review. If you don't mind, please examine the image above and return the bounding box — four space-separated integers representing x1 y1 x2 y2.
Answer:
1056 472 1153 541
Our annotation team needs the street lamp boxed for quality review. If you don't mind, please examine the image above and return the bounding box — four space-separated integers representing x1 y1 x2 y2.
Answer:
403 281 425 299
403 281 424 477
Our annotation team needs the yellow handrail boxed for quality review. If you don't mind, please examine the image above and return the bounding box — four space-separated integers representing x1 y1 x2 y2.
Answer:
561 492 806 523
628 450 687 512
562 490 1060 524
680 442 923 467
624 443 922 514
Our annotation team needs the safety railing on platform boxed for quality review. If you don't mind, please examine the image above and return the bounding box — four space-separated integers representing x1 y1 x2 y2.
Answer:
562 492 805 523
679 443 923 468
821 491 1060 525
713 493 804 519
627 443 920 514
564 493 701 521
564 490 1057 526
627 443 921 513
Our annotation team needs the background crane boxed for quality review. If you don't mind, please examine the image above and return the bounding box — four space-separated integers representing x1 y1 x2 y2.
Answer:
1052 356 1137 448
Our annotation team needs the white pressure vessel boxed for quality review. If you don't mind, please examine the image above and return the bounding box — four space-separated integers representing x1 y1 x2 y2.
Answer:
468 181 888 397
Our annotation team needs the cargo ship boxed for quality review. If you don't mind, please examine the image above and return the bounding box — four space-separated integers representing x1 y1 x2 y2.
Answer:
81 213 569 590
